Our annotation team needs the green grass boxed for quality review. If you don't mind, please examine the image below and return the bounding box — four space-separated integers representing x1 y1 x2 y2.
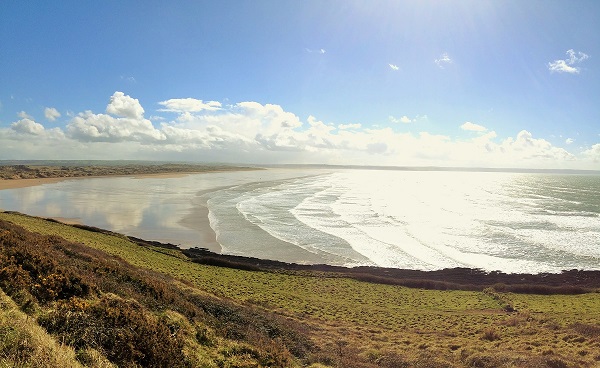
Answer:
0 212 497 325
2 211 600 367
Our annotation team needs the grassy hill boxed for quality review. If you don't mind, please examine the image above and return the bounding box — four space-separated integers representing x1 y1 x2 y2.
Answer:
1 211 599 367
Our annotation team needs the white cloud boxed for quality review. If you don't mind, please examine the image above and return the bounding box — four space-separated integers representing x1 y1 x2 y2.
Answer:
44 107 61 121
305 48 326 54
106 91 145 119
565 138 574 145
120 75 136 83
8 118 65 141
548 49 589 74
3 91 599 169
389 64 399 71
158 98 222 113
67 111 165 143
582 144 600 162
500 130 575 161
389 115 413 124
548 60 579 74
17 111 32 119
435 53 452 68
11 118 45 135
338 123 361 130
461 122 487 132
67 92 164 143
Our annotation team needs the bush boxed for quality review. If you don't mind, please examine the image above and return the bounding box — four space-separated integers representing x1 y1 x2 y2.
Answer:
481 327 500 341
0 223 91 304
39 294 188 368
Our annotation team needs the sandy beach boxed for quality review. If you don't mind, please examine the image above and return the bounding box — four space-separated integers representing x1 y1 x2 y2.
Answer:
0 177 71 190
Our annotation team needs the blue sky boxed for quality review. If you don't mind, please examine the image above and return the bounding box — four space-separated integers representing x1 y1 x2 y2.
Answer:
1 0 599 168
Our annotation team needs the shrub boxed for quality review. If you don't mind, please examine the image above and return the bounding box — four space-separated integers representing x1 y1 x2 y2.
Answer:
39 294 189 368
481 327 500 341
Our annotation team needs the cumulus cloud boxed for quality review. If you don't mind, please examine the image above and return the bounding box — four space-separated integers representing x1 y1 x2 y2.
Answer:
8 118 65 142
66 92 164 143
236 101 303 133
11 118 45 135
105 91 144 119
389 115 413 124
44 107 61 121
548 49 589 74
565 138 574 145
501 130 575 161
461 122 487 132
2 91 599 169
435 52 452 68
389 64 399 71
338 123 361 130
67 111 164 143
17 111 32 119
158 98 222 112
582 144 600 162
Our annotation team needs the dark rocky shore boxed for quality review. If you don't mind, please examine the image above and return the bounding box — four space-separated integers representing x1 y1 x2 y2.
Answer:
124 230 600 295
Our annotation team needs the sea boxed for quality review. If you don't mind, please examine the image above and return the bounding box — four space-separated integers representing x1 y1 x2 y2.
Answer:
1 168 599 273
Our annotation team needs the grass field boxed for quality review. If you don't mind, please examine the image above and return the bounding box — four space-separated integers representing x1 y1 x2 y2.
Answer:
1 211 600 367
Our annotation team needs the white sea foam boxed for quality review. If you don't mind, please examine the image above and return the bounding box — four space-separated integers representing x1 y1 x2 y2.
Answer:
203 170 600 272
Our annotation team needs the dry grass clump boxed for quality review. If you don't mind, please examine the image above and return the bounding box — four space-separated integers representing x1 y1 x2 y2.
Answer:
0 289 83 368
38 294 187 367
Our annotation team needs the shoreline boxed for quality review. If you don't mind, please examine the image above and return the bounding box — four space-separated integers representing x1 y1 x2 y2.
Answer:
178 200 221 253
3 210 599 293
0 170 258 190
0 170 230 251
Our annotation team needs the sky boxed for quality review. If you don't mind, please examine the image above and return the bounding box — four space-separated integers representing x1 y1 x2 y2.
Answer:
1 0 599 169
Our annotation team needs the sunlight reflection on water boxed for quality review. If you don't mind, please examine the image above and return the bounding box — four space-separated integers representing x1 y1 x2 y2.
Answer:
1 169 598 273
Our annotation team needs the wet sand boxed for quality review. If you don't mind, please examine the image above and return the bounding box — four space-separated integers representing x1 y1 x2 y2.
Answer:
0 171 205 190
0 172 222 252
178 203 221 253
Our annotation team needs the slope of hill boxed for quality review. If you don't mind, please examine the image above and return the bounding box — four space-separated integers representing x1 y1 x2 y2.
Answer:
1 211 600 367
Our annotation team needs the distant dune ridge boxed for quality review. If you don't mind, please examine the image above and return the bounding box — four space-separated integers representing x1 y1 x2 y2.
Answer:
0 162 257 180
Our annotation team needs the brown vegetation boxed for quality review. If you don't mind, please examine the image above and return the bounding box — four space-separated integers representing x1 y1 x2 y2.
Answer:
2 214 600 367
0 219 308 367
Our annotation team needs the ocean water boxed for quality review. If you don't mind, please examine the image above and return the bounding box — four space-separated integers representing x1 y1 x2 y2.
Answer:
1 169 599 273
200 170 600 273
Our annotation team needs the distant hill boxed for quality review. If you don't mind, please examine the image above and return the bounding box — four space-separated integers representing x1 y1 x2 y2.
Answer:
0 163 257 180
